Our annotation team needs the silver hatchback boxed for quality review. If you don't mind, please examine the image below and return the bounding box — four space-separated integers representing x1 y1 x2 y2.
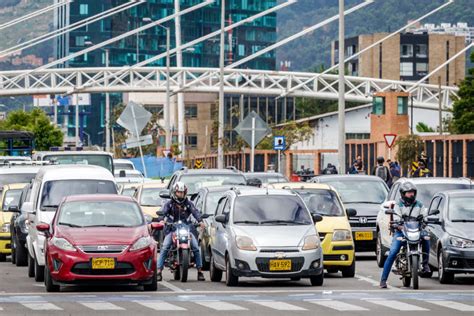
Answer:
209 187 324 286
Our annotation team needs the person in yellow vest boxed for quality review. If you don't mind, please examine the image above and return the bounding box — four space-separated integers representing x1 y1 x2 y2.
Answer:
412 160 433 178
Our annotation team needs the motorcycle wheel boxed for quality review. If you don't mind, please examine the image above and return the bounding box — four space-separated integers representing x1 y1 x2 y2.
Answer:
402 276 411 287
173 266 181 281
180 249 189 283
411 255 419 290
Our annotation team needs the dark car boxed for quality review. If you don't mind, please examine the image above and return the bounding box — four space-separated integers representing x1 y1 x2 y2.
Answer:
9 183 32 266
310 175 389 252
244 172 288 185
426 190 474 284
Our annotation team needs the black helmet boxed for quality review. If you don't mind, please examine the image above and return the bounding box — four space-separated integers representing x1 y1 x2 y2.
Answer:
399 181 417 205
171 181 188 205
377 156 385 164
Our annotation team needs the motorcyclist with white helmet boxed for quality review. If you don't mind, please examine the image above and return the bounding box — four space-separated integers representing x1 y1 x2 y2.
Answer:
157 182 206 281
380 181 431 288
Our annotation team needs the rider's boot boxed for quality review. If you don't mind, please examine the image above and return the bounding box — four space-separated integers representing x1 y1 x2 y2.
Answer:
421 263 431 274
157 270 163 282
197 271 205 281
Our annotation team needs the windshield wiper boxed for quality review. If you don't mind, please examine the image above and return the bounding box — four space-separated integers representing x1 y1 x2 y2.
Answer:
345 201 381 204
451 219 474 223
141 204 160 207
41 205 58 211
233 220 260 225
58 222 83 228
260 220 306 225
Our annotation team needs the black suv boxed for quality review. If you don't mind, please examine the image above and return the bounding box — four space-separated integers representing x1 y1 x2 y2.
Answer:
9 182 31 266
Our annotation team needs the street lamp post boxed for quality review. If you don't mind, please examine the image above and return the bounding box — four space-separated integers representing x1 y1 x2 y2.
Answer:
337 0 346 174
217 0 225 169
157 25 172 151
104 48 111 152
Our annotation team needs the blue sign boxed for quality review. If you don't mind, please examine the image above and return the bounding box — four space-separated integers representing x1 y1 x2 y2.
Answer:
273 136 286 151
56 95 71 106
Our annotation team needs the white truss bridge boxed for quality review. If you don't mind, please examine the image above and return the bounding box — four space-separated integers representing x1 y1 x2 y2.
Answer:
0 67 458 109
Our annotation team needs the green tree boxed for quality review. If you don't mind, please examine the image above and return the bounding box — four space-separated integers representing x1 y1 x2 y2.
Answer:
0 108 63 150
257 121 313 150
451 51 474 134
395 134 424 172
416 122 435 133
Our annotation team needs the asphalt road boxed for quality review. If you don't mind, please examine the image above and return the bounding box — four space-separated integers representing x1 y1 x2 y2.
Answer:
0 254 473 315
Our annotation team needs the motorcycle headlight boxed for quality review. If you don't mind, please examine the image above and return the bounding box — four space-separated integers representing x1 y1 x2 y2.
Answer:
236 236 257 251
332 230 352 241
130 236 152 251
302 235 320 250
450 236 473 248
1 223 10 233
51 237 76 252
178 228 188 237
406 231 420 241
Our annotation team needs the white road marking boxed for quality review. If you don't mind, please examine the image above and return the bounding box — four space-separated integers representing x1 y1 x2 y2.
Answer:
365 299 428 311
195 300 248 311
161 281 185 292
251 300 307 311
22 302 62 310
136 300 187 311
80 301 125 310
426 300 474 311
307 299 369 311
355 274 401 290
0 306 3 310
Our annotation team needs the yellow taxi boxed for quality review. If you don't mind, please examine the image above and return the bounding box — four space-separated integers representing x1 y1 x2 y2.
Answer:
0 183 27 262
133 181 168 222
270 182 356 277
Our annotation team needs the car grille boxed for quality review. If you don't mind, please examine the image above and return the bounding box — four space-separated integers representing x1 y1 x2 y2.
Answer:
71 262 135 275
255 257 304 273
77 245 128 254
324 254 350 261
349 216 377 228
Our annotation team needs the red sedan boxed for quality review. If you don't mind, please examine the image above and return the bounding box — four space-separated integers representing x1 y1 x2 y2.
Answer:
37 194 163 292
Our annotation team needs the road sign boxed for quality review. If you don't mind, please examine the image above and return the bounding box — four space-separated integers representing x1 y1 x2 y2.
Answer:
125 135 153 149
117 101 152 137
273 136 286 151
194 159 203 169
234 111 271 147
384 134 397 148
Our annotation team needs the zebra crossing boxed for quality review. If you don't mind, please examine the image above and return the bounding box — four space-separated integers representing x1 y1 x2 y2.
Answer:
0 298 473 312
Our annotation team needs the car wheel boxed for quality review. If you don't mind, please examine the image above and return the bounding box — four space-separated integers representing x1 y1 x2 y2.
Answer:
225 257 238 287
15 240 28 267
341 260 356 278
11 235 16 265
209 252 223 282
44 260 60 292
0 253 6 262
438 250 454 284
310 273 324 286
143 270 158 291
27 252 35 278
376 231 387 268
34 256 44 282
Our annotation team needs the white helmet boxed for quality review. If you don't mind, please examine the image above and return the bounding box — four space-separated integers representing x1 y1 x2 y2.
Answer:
171 181 188 205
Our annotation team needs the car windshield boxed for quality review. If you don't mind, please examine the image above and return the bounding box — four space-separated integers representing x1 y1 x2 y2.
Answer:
58 201 144 228
114 163 134 170
204 191 225 215
247 174 288 184
417 183 471 207
140 188 163 207
233 195 312 225
2 188 23 211
0 173 36 187
294 189 344 216
121 188 136 197
43 154 113 173
320 179 388 204
40 180 117 210
448 196 474 221
180 174 246 194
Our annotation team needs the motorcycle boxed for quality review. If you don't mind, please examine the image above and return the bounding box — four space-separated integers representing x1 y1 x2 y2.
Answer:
165 221 195 282
385 210 432 290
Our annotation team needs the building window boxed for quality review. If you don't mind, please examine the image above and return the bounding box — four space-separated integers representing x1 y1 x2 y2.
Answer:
400 44 413 57
372 96 385 115
400 62 414 76
79 4 89 15
185 134 198 148
75 36 86 47
397 97 408 115
415 44 428 57
416 63 428 76
346 133 370 140
185 104 198 119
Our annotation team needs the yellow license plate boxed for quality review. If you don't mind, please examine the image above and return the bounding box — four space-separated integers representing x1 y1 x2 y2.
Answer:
91 258 115 269
355 231 373 240
269 259 292 271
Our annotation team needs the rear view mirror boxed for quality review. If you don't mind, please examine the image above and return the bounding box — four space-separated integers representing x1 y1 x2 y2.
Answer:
215 214 227 224
22 201 34 214
150 222 164 230
312 213 323 223
382 201 395 209
426 217 441 225
201 213 211 219
429 209 440 216
156 210 165 217
159 190 170 199
346 208 357 217
36 223 50 237
7 206 20 213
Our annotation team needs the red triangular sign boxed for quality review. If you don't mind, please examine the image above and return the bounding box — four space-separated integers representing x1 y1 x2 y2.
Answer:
384 134 397 148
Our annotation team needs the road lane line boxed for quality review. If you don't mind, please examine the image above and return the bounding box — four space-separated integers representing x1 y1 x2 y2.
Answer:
426 300 474 311
195 300 248 311
251 300 307 311
22 302 62 310
80 301 124 310
161 281 185 292
306 299 369 311
365 299 428 311
355 274 400 290
136 300 187 311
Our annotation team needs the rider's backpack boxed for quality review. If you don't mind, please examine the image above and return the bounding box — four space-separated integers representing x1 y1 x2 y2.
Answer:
375 165 388 182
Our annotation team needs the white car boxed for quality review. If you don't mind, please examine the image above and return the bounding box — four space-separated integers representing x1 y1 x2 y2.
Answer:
115 169 145 184
113 159 136 171
25 165 118 282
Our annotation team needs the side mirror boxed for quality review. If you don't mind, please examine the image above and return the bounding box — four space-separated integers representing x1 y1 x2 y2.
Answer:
150 222 164 230
312 213 323 223
346 208 357 217
36 223 50 236
429 209 440 216
156 210 164 217
22 201 34 214
201 213 211 219
7 206 20 213
385 210 396 215
159 190 170 199
382 200 395 209
215 214 227 224
426 217 441 225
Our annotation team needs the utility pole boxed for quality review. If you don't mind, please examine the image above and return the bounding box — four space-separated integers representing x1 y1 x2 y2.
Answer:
217 0 226 169
438 76 443 135
174 0 185 158
338 0 346 174
105 49 111 152
165 27 171 150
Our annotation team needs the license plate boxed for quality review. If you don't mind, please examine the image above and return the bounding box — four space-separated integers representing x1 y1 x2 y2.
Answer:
91 258 115 269
355 231 373 241
269 259 292 271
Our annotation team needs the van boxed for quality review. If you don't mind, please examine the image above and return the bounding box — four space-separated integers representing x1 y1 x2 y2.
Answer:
25 165 117 282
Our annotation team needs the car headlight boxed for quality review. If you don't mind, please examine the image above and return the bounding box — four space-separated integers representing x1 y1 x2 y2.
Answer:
302 235 320 250
130 236 152 251
51 237 76 252
1 223 10 233
236 236 257 251
332 229 352 241
450 236 473 248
